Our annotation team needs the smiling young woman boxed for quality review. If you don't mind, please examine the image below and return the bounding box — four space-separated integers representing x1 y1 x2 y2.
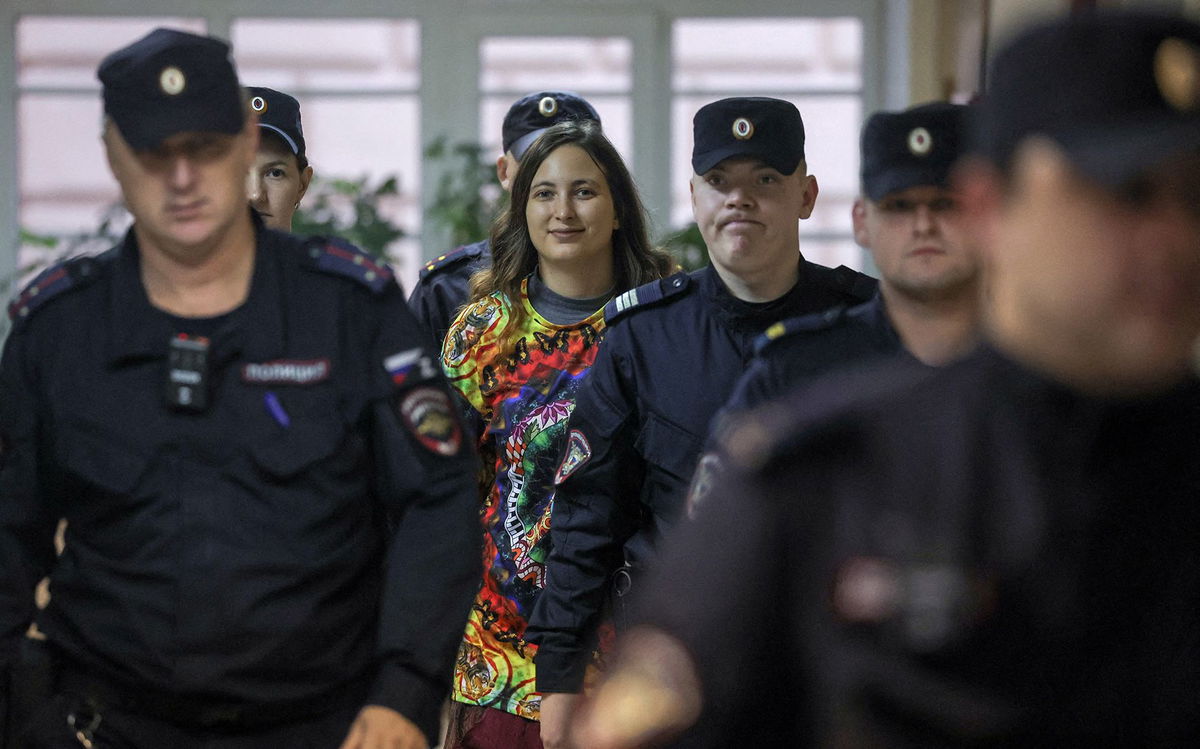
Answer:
439 119 672 749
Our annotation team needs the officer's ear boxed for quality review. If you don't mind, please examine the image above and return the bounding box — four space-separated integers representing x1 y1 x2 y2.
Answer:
497 152 519 192
297 165 314 203
851 197 870 247
795 172 819 220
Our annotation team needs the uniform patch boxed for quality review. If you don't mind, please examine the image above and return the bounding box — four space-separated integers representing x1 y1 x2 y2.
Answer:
399 387 463 456
241 359 331 385
384 348 438 386
554 429 592 485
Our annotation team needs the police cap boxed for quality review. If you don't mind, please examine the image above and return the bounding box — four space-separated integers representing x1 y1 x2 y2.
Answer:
692 97 805 176
98 28 244 151
975 9 1200 185
861 102 968 201
502 91 602 160
248 86 306 160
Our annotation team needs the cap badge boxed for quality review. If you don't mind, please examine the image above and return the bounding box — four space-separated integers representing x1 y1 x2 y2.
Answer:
732 117 754 140
908 127 932 156
159 66 186 96
251 95 268 113
538 96 558 117
1155 37 1200 113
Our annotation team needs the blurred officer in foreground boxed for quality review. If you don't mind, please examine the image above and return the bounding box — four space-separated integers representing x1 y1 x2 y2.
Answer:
0 28 478 749
576 10 1200 748
408 91 601 348
245 86 312 231
687 102 980 514
526 97 875 748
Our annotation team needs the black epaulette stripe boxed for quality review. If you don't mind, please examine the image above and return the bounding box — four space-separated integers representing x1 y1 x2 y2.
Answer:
604 272 690 323
831 264 878 302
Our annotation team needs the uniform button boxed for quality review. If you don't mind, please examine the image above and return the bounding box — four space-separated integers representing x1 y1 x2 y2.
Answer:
29 287 39 297
19 307 29 317
309 247 321 258
365 271 377 282
353 255 364 265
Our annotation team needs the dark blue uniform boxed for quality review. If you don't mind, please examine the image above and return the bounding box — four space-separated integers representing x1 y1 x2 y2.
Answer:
407 239 491 350
684 295 922 514
526 261 874 692
0 219 479 744
725 293 917 417
638 344 1200 746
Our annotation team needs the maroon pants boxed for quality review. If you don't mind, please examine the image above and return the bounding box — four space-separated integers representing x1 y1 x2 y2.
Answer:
443 702 544 749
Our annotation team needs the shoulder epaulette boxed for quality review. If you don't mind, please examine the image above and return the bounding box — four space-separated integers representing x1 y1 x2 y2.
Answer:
305 236 393 294
419 242 487 279
810 263 878 302
604 271 691 324
754 306 847 355
7 256 101 324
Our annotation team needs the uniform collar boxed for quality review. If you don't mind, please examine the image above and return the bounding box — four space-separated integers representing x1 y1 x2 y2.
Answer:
106 213 287 366
858 293 903 349
701 261 820 333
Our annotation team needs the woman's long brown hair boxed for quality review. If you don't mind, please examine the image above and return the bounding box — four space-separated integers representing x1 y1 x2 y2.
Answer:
467 119 673 344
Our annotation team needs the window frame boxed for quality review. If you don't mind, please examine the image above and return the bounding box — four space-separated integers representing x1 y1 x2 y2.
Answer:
0 0 902 298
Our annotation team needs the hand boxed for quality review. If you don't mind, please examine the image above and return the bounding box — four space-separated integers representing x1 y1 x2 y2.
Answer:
337 705 428 749
539 692 582 749
573 628 701 749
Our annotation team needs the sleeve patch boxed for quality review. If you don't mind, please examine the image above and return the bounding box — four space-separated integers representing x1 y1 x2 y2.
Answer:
554 429 592 485
399 387 463 456
385 348 439 387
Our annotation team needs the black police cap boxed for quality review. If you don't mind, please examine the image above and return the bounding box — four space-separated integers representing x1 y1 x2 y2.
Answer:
98 28 244 151
974 9 1200 186
692 97 805 176
861 102 968 201
248 86 306 160
502 91 602 160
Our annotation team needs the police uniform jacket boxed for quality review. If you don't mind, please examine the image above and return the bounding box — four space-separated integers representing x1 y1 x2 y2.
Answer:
0 218 480 741
407 239 492 350
640 344 1200 746
527 260 874 693
725 293 915 417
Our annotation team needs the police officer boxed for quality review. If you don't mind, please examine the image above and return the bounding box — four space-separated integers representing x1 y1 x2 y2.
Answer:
688 102 980 513
735 102 977 410
408 91 602 348
245 86 312 231
0 28 478 749
578 10 1200 748
525 96 876 748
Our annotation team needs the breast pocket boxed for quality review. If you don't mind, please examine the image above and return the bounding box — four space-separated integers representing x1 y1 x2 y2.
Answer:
248 412 361 482
636 411 704 483
56 421 150 497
